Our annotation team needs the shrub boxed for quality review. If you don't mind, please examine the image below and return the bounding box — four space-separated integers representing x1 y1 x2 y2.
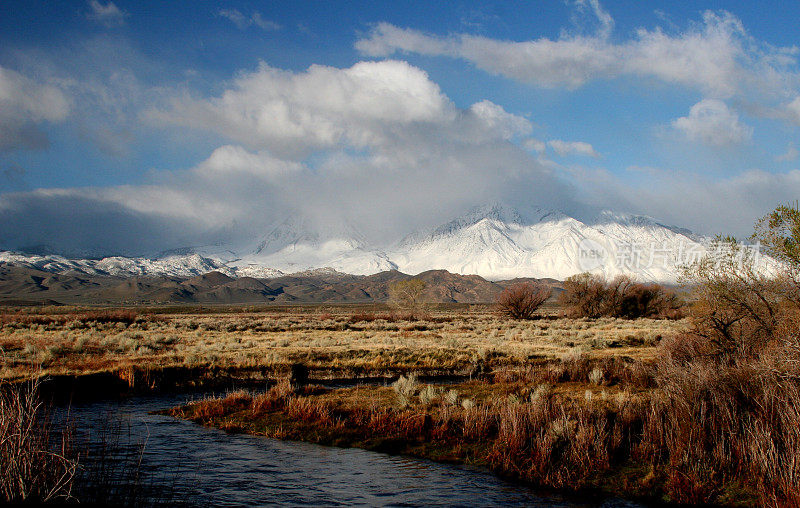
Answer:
392 374 419 407
289 363 309 390
681 237 791 361
496 283 552 319
559 273 681 319
616 281 676 318
560 273 608 318
649 204 800 504
588 367 604 385
646 353 800 505
528 383 552 405
78 310 138 325
348 312 377 324
418 385 441 405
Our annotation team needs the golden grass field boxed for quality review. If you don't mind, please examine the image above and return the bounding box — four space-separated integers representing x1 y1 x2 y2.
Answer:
0 305 685 382
3 304 797 505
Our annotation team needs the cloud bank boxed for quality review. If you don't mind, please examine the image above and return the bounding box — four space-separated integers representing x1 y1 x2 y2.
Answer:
0 60 578 256
2 4 800 259
355 8 800 133
356 12 798 100
0 66 69 151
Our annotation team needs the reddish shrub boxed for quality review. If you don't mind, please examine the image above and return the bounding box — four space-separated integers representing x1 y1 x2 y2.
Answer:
496 283 552 320
77 310 138 325
559 274 682 319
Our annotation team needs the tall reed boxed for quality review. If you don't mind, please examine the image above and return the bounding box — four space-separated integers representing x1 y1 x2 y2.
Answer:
0 377 78 503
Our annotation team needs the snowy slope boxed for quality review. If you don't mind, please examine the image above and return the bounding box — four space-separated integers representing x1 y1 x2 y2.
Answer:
389 203 711 282
230 215 397 276
0 251 282 278
0 204 746 282
0 251 238 277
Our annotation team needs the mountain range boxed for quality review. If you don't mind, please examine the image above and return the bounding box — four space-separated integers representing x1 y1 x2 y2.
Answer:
1 203 712 284
0 261 566 305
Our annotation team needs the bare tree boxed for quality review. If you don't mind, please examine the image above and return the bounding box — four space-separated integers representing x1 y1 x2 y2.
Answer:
559 273 607 318
388 278 426 309
559 272 680 319
496 283 552 319
682 234 792 361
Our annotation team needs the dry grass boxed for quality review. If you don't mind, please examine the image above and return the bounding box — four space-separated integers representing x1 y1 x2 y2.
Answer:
0 378 78 503
165 301 800 506
0 306 685 382
166 357 665 503
171 345 783 506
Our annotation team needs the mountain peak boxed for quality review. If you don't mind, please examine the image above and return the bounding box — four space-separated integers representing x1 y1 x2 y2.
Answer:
590 210 699 240
461 202 523 224
1 204 717 283
254 214 368 255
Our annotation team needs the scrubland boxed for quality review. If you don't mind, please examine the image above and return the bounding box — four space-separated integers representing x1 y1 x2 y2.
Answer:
0 303 693 504
168 305 800 506
0 305 680 383
2 298 798 506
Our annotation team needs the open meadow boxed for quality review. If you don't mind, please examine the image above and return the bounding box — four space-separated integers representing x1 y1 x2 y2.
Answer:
1 302 695 503
0 304 681 384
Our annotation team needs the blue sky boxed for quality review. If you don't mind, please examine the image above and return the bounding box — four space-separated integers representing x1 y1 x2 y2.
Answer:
1 1 800 256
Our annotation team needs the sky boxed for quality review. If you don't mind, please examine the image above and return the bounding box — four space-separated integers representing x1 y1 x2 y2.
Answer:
1 0 800 256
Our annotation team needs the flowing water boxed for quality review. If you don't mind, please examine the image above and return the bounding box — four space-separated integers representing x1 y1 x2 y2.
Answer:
59 392 646 507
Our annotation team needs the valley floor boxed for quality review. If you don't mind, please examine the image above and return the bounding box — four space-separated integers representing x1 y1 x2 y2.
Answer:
0 304 680 383
4 304 767 506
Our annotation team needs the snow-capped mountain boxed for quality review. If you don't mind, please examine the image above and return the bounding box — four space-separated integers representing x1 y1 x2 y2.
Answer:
0 251 271 278
0 204 738 282
228 215 397 276
387 203 715 282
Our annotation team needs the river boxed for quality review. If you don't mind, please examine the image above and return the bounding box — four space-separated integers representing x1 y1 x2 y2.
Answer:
58 392 646 507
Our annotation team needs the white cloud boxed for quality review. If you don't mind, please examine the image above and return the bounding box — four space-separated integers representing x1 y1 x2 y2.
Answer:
778 96 800 124
571 0 614 40
523 138 546 153
151 60 547 163
0 66 69 151
357 23 617 90
576 166 800 237
671 99 752 146
87 1 128 27
14 37 161 158
0 66 69 123
468 100 532 139
356 10 799 99
776 143 799 162
0 42 790 256
1 60 578 255
150 60 458 158
219 9 280 31
194 145 303 179
548 139 600 158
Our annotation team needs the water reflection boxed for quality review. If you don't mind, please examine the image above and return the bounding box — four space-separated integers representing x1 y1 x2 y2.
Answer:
61 394 645 507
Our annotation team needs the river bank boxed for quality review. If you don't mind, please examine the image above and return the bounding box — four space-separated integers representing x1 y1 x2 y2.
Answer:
57 389 627 507
5 306 794 506
166 359 759 507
